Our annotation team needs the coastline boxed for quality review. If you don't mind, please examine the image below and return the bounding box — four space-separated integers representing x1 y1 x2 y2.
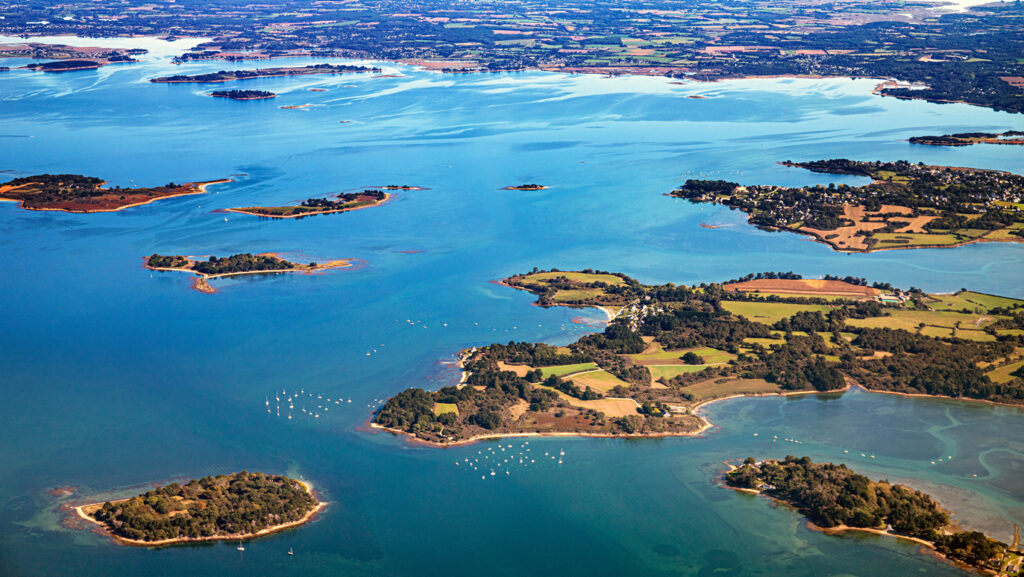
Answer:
0 178 231 214
224 192 391 219
369 420 714 448
72 480 326 547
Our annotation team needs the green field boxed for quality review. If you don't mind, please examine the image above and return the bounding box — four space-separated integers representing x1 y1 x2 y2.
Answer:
721 301 832 324
846 310 999 333
568 369 630 392
523 271 625 285
649 365 710 380
628 346 736 365
683 378 783 401
538 362 599 378
870 233 962 248
433 403 459 416
552 288 606 302
987 359 1024 383
928 290 1024 312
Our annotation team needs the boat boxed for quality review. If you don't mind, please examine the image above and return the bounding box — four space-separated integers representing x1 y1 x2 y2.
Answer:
237 542 245 552
288 547 294 556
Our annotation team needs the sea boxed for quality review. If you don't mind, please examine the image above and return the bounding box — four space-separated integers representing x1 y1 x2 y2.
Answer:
0 36 1021 577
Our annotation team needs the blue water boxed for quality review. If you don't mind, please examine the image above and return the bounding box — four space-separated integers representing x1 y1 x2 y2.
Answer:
1 40 1022 577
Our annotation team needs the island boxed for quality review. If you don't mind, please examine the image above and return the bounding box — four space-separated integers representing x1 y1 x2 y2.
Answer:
210 89 276 100
226 189 388 219
146 253 354 293
150 64 381 84
670 160 1024 252
75 471 325 546
2 42 144 72
725 457 1018 572
0 174 230 213
503 184 548 191
910 131 1024 147
374 269 1024 445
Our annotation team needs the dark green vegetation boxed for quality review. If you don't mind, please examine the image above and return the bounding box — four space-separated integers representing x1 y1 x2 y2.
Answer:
0 174 208 212
24 59 102 71
726 457 1011 570
147 253 298 276
671 160 1024 251
231 190 387 218
2 0 1023 112
88 472 318 543
210 89 276 100
151 63 380 83
375 270 1024 443
910 130 1024 146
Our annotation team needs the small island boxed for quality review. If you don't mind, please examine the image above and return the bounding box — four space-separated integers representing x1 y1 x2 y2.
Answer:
503 184 548 191
725 457 1017 572
0 174 229 213
146 252 353 293
910 130 1024 147
227 189 388 218
75 471 325 546
150 64 381 84
374 269 1024 445
210 89 276 100
670 160 1024 252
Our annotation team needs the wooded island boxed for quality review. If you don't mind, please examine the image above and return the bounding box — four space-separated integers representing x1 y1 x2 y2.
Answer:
671 160 1024 252
78 471 324 545
375 269 1024 445
210 89 276 100
726 457 1016 572
151 64 381 83
227 189 388 218
146 253 352 293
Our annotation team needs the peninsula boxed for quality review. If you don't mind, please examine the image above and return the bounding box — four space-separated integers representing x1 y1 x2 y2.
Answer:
146 253 353 293
227 189 388 218
210 89 276 100
910 131 1024 147
76 471 324 546
150 64 381 84
0 174 229 213
725 457 1016 572
670 160 1024 252
374 269 1024 445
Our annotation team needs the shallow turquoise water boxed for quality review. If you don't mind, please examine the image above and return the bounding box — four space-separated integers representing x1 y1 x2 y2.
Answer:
1 39 1022 577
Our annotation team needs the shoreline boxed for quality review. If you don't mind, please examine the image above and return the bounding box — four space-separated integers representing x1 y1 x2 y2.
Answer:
371 379 1024 448
369 420 714 448
225 192 390 219
0 178 231 214
72 480 326 547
